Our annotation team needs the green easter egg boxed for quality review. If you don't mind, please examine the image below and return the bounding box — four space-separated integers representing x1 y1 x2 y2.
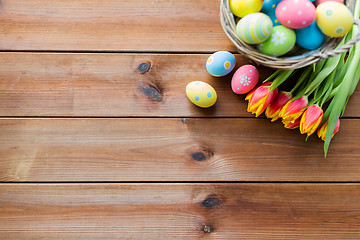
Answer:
257 25 296 57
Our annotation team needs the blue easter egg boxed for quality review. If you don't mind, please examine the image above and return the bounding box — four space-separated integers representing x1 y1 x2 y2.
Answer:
295 21 325 50
261 0 282 26
206 51 236 77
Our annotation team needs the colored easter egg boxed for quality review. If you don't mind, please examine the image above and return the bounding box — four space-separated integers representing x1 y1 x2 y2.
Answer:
295 21 325 50
230 0 263 18
276 0 316 29
186 81 217 108
206 51 236 77
316 1 353 37
261 0 282 26
236 13 273 44
231 65 259 94
315 0 344 6
258 25 296 57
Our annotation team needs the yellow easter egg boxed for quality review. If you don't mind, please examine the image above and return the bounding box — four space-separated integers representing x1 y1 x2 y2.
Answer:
230 0 263 18
316 2 353 37
186 81 217 108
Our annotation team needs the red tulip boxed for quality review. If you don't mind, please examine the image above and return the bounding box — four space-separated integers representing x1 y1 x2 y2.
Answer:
265 91 292 122
282 117 301 129
245 82 278 117
317 119 341 141
300 104 323 136
279 96 308 123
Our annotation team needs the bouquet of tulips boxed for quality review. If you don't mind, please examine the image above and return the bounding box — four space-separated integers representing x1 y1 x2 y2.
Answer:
246 0 360 157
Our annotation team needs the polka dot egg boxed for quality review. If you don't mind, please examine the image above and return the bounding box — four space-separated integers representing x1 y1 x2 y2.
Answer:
262 0 282 26
186 81 217 108
236 13 273 44
316 1 353 37
276 0 316 29
230 0 263 18
231 65 259 94
206 51 236 77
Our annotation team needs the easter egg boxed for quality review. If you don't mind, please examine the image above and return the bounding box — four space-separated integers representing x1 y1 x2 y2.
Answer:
231 65 259 94
206 51 236 77
230 0 263 18
276 0 316 29
258 25 296 57
315 0 344 6
316 1 353 37
261 0 282 26
236 13 273 44
295 21 325 50
186 81 217 108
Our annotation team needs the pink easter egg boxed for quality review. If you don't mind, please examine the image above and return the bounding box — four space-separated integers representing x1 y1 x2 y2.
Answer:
315 0 344 6
231 65 259 94
276 0 316 29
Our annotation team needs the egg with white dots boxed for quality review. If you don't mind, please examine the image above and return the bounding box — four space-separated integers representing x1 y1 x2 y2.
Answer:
186 81 217 108
206 51 236 77
262 0 282 26
231 65 259 94
276 0 316 29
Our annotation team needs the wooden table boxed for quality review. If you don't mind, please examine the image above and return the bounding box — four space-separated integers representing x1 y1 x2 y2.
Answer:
1 1 360 239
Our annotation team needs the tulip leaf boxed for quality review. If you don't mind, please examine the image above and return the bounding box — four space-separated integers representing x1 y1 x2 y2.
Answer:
324 5 360 157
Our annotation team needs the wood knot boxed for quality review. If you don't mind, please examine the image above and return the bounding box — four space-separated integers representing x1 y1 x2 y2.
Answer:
202 225 212 234
138 82 163 102
138 62 151 73
191 147 214 162
202 196 222 208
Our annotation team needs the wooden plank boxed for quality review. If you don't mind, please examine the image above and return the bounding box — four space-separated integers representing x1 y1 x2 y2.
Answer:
0 0 235 52
0 52 266 117
1 118 360 182
1 52 359 117
0 183 360 239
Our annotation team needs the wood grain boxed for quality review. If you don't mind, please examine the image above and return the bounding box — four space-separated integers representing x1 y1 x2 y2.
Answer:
1 52 359 117
0 0 235 52
1 118 360 182
1 183 360 239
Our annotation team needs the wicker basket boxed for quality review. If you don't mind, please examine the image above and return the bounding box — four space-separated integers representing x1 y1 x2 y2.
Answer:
220 0 360 69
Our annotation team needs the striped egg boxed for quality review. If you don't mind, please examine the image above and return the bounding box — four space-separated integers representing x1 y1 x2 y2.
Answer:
236 13 273 44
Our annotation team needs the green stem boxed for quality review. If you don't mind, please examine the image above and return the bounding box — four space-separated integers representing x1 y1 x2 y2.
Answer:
290 66 312 94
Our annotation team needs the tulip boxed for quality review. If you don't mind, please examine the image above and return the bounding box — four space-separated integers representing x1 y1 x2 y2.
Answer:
265 91 292 122
282 117 301 129
245 82 278 117
300 104 323 136
279 96 308 123
317 119 341 141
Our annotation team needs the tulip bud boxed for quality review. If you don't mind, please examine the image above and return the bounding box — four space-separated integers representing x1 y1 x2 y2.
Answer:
279 96 308 123
245 82 278 117
300 104 323 136
317 119 341 141
265 91 292 122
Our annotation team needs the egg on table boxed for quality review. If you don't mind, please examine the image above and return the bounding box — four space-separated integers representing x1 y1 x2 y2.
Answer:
186 81 217 108
316 1 353 37
276 0 316 29
257 25 296 57
206 51 236 77
231 65 259 94
236 13 273 44
261 0 282 26
230 0 263 18
295 21 325 50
